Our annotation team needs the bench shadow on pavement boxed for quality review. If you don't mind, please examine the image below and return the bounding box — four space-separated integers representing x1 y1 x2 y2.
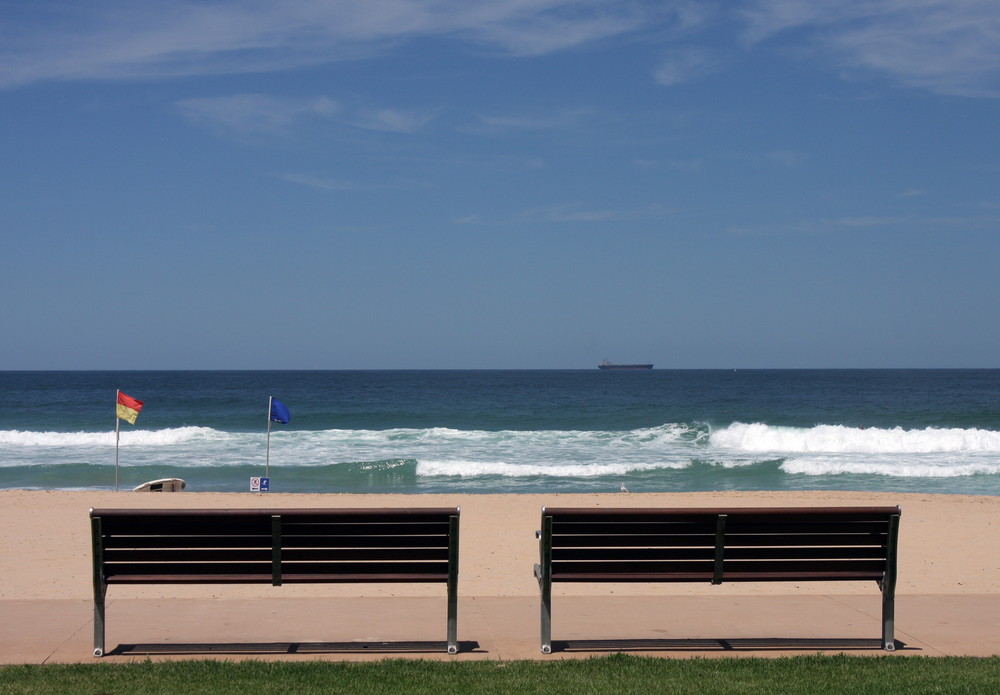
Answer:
550 638 907 653
107 640 481 656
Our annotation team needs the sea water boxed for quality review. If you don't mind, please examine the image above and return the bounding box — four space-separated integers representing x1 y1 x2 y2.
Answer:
1 369 998 495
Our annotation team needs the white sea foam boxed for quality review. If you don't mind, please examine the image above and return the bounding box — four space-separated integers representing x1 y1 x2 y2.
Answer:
282 424 695 468
710 423 1000 454
0 426 221 447
780 457 1000 478
417 459 684 478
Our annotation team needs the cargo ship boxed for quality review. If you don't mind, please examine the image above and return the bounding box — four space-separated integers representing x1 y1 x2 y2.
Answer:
598 360 653 370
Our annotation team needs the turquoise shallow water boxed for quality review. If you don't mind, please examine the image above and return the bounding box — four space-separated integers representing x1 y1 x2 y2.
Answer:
1 369 998 494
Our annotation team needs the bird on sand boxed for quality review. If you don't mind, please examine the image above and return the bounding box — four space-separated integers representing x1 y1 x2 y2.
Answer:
620 482 629 493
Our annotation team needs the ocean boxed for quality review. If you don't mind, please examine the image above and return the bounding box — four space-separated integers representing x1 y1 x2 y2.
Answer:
1 370 998 495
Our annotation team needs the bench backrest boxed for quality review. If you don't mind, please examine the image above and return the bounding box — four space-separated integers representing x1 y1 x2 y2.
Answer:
538 506 900 584
91 507 460 585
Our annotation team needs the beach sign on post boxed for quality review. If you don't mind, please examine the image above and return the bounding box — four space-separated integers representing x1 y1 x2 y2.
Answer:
258 396 289 491
114 390 144 492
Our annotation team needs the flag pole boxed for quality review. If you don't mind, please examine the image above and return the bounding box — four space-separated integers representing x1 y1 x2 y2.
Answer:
266 396 273 479
114 390 121 492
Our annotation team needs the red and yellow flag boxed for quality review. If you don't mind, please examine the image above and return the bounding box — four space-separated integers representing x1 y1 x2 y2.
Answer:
116 391 144 424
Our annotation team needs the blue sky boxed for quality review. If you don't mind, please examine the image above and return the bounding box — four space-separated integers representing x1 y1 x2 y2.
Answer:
2 0 999 369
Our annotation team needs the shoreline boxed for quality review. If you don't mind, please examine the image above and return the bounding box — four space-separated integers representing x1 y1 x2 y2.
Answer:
2 489 997 601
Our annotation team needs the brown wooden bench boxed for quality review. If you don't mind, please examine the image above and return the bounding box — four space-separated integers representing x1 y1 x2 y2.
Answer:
534 506 900 653
91 507 460 656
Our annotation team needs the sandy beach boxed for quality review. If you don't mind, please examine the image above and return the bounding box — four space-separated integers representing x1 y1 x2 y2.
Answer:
2 489 998 662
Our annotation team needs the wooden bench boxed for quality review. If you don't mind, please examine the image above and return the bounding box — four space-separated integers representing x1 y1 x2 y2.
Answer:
534 506 900 653
90 507 461 656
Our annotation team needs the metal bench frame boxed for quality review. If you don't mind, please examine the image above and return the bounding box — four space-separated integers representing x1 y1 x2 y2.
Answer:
91 507 461 655
535 506 900 653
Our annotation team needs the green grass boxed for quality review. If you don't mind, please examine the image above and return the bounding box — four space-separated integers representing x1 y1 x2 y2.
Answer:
1 655 998 695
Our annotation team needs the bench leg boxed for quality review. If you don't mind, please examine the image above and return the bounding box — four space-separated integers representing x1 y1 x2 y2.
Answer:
91 514 107 657
882 589 895 651
93 585 107 657
881 512 900 651
536 516 554 654
536 563 552 654
540 591 552 654
447 586 458 654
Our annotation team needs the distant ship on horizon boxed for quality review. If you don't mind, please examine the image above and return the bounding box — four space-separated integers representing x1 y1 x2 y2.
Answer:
598 360 653 370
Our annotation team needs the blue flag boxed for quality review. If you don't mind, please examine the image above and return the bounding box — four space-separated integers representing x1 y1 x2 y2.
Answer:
269 398 290 425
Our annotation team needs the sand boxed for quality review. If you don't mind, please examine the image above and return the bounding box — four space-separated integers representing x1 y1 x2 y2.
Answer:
1 489 997 601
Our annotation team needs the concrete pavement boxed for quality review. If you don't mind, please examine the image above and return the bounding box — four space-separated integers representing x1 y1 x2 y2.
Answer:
3 593 998 664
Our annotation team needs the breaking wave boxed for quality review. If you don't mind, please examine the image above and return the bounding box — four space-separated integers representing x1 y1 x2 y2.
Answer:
0 426 223 447
710 422 1000 454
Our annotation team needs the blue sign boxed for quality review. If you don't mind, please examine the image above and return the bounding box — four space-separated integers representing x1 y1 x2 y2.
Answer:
250 476 270 492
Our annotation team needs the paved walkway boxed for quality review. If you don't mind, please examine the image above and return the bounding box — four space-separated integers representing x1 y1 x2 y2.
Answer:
3 594 998 664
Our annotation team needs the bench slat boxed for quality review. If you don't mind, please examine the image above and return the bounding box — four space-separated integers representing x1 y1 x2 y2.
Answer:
104 549 271 562
543 507 900 521
106 573 451 584
552 558 888 575
100 520 452 537
102 534 451 549
548 533 889 548
283 548 449 561
281 522 452 536
553 546 889 562
93 508 457 537
92 507 458 519
104 547 451 563
281 535 449 548
278 574 449 583
101 518 272 535
550 570 886 583
552 521 893 536
105 560 450 579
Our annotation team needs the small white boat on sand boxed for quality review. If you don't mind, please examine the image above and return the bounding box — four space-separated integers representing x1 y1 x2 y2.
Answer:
132 478 186 492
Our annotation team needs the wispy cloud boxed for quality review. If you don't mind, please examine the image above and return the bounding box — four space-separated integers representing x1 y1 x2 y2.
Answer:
350 108 438 133
5 1 997 99
654 47 725 86
454 203 672 226
731 212 1000 236
177 94 437 137
457 2 655 57
176 94 339 135
473 109 594 132
281 173 362 191
632 158 706 173
765 150 807 167
738 0 850 44
738 0 1000 97
0 1 692 90
282 171 435 192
